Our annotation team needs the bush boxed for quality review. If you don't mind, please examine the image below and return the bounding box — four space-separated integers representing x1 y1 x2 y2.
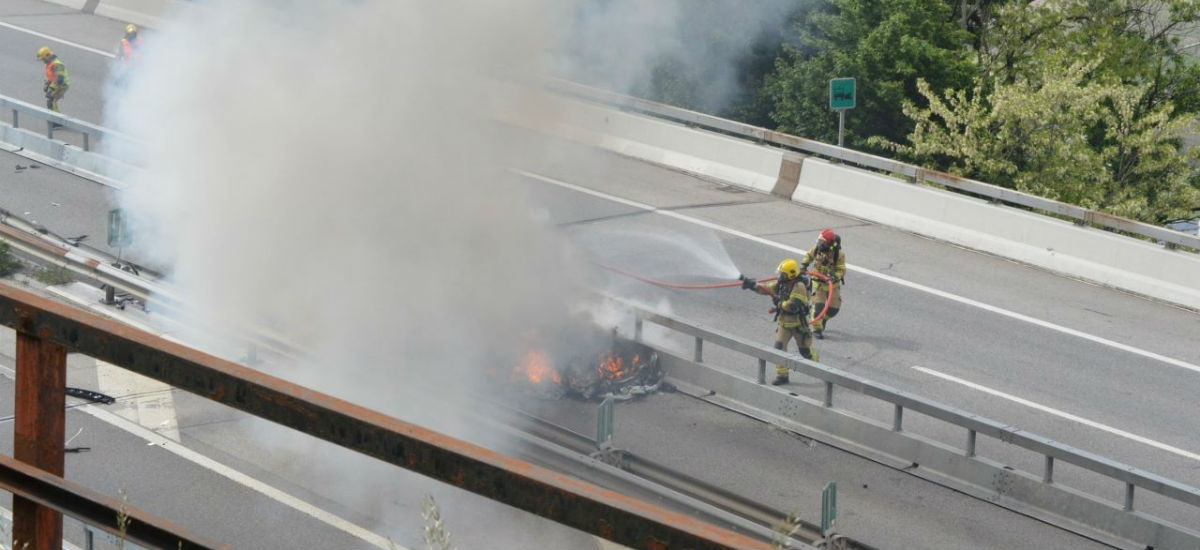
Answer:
0 241 22 277
34 265 74 286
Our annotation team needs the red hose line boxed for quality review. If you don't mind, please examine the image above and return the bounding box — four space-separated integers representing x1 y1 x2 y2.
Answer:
596 263 836 324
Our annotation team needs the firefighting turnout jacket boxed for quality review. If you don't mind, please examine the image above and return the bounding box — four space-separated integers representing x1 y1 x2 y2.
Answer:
766 277 810 329
802 243 845 286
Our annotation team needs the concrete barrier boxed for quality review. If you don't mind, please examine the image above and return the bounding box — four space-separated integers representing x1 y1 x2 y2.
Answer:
793 159 1200 310
496 90 785 194
41 0 190 28
503 91 1200 310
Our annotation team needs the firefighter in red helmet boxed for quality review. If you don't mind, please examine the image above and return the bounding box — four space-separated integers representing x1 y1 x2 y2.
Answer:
801 229 846 339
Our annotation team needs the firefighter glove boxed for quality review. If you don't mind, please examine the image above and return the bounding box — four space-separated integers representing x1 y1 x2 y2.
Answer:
739 275 757 290
768 307 778 314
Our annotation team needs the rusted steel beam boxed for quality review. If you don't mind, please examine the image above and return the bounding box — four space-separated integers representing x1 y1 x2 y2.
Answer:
0 454 225 550
0 285 770 549
12 317 67 550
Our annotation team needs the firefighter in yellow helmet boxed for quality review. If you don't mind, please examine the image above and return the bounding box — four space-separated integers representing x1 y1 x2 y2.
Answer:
36 46 70 113
801 229 846 339
117 24 143 63
740 259 818 385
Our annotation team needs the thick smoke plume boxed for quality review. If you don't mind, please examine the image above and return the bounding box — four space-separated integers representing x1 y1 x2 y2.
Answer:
97 0 774 544
104 0 577 433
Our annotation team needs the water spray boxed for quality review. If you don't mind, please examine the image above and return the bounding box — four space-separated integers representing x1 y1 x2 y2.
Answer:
597 262 835 324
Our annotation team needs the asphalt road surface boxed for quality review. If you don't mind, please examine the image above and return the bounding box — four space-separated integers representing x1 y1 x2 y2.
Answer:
3 2 1199 548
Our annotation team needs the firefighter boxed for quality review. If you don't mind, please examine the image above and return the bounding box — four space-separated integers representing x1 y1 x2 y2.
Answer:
116 24 143 63
801 229 846 339
740 259 818 385
36 46 69 113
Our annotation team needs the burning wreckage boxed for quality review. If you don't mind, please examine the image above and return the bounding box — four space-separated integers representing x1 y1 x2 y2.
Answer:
507 328 668 401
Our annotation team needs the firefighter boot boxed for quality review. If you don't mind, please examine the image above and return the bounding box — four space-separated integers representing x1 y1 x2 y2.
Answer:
772 367 789 385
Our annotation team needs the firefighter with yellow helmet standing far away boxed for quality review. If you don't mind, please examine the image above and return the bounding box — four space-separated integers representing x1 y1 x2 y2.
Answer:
802 229 846 339
117 24 143 63
740 259 817 385
36 46 69 113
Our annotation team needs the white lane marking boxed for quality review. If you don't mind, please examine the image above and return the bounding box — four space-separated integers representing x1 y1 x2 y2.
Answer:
6 289 403 549
0 19 116 58
912 366 1200 462
44 286 183 441
0 360 402 550
516 169 1200 375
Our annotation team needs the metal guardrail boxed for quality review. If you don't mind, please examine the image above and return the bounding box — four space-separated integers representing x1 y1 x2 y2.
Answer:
546 78 1200 252
0 95 140 153
626 304 1200 518
0 284 769 550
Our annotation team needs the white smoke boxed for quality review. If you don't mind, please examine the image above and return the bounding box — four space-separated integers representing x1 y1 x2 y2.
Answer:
558 0 801 112
103 0 578 433
96 0 783 543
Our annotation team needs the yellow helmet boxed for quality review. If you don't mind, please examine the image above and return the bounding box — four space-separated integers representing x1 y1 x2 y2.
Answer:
36 46 53 60
777 258 800 279
125 24 138 35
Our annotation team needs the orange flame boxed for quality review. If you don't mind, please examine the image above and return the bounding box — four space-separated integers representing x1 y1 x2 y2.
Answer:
517 349 561 385
598 351 638 380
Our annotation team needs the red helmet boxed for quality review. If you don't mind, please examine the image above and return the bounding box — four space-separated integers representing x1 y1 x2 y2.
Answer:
819 229 836 244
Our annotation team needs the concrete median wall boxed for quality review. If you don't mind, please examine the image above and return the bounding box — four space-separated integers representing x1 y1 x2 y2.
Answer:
793 158 1200 309
41 0 192 28
496 89 785 194
507 92 1200 310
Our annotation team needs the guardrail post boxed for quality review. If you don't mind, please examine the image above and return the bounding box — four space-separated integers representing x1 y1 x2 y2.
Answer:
965 429 976 457
11 109 18 128
12 315 67 550
634 317 643 341
46 120 54 140
1124 483 1135 511
756 359 766 384
823 381 834 407
83 132 90 152
1043 456 1054 483
892 404 903 431
693 337 703 363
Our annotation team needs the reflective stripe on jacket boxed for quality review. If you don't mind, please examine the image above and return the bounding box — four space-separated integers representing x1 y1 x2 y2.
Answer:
766 278 810 328
45 58 69 87
802 246 845 283
120 37 143 61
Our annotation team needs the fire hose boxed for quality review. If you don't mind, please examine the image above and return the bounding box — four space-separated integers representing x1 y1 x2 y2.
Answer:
597 263 835 325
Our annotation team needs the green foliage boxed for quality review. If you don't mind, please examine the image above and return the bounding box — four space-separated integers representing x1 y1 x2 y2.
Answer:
34 265 74 286
879 0 1200 223
762 0 975 149
0 242 22 277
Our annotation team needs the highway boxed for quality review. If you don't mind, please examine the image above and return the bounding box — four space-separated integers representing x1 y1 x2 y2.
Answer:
2 1 1199 548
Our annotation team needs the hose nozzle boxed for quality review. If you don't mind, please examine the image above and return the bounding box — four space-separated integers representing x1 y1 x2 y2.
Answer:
738 274 757 290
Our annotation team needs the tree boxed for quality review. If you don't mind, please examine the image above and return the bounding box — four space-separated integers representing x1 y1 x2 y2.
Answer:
884 62 1200 222
883 0 1200 223
761 0 976 149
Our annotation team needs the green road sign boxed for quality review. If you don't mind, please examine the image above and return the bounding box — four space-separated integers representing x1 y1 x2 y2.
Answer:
107 209 132 248
830 78 856 110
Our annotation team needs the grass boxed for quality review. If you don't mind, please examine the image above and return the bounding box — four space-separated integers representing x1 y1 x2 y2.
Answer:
421 493 453 550
33 265 73 286
0 242 21 278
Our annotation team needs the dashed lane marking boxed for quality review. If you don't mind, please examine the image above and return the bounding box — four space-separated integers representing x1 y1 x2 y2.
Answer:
912 365 1200 462
516 169 1200 376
